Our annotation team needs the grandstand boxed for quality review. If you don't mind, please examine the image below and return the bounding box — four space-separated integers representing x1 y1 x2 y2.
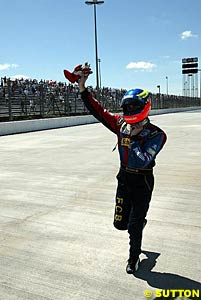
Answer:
0 76 200 121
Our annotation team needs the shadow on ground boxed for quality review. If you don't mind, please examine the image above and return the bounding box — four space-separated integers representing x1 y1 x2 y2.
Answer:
134 250 201 300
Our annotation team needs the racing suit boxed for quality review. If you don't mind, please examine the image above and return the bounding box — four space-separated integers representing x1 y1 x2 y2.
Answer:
81 89 167 258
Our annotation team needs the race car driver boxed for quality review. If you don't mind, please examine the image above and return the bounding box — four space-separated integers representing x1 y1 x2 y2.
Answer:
64 64 167 274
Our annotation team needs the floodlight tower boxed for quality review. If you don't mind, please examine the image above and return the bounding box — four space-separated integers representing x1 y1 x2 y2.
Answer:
85 0 104 100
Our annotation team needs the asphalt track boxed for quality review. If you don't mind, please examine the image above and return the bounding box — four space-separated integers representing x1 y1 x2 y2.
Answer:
0 110 200 300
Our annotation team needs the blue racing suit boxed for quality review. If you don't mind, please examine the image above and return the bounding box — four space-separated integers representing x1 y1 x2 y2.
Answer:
81 89 167 257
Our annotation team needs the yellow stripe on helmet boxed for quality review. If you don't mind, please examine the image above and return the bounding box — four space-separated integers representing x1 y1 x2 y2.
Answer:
137 90 149 99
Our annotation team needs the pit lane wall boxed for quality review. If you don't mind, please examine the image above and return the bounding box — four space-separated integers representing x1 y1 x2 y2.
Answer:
0 106 200 136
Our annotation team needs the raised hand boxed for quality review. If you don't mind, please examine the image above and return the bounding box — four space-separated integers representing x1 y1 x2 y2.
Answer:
64 62 93 83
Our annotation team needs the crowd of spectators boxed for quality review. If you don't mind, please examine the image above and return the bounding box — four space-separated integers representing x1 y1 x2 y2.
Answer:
0 76 126 106
0 76 76 100
1 76 198 118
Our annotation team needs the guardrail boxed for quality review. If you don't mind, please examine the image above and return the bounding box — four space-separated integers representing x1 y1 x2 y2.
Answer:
1 106 200 136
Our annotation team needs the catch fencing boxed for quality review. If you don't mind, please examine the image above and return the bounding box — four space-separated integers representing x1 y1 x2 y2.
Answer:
0 78 200 122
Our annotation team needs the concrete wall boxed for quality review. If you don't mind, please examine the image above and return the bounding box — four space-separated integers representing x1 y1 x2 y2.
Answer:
0 106 200 136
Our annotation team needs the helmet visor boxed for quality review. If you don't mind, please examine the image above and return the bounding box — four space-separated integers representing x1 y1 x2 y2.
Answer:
123 104 142 114
122 98 144 115
122 97 144 106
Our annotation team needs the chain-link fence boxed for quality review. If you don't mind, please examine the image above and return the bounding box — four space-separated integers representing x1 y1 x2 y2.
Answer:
0 77 200 122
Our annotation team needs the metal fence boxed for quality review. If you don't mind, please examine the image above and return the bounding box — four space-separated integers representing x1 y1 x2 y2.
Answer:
0 78 200 122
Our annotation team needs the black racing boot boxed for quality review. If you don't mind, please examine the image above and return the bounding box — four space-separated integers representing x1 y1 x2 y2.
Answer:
126 256 140 274
143 218 147 229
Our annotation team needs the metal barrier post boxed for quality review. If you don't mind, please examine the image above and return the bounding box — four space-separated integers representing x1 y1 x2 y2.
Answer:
7 79 13 121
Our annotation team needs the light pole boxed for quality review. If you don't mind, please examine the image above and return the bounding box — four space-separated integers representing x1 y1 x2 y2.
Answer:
184 81 188 97
198 69 201 98
157 85 161 95
166 76 168 95
157 85 161 108
98 58 102 90
85 0 104 100
188 74 192 97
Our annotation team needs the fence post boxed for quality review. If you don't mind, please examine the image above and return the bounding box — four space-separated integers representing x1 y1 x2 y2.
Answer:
64 90 71 115
39 84 45 117
7 79 13 121
74 95 77 114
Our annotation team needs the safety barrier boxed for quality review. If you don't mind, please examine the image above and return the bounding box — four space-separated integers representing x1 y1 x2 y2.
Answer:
0 106 200 136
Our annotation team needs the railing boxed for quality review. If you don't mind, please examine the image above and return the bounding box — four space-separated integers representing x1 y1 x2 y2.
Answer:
0 78 200 122
151 93 201 109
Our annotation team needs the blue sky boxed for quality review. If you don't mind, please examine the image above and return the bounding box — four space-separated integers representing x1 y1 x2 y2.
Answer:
0 0 200 95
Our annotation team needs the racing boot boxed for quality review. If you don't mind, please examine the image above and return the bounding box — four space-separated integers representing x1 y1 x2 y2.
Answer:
126 256 140 274
143 218 147 229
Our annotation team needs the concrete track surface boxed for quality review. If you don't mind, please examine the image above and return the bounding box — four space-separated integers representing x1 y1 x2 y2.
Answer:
0 110 200 300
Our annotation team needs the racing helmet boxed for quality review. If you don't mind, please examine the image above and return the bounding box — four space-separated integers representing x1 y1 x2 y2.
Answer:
121 88 151 124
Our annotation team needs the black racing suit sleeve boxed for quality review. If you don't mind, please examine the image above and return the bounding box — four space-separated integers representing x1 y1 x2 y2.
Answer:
80 89 120 134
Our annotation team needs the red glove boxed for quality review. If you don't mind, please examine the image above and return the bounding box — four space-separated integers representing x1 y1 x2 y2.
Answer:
64 63 93 83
